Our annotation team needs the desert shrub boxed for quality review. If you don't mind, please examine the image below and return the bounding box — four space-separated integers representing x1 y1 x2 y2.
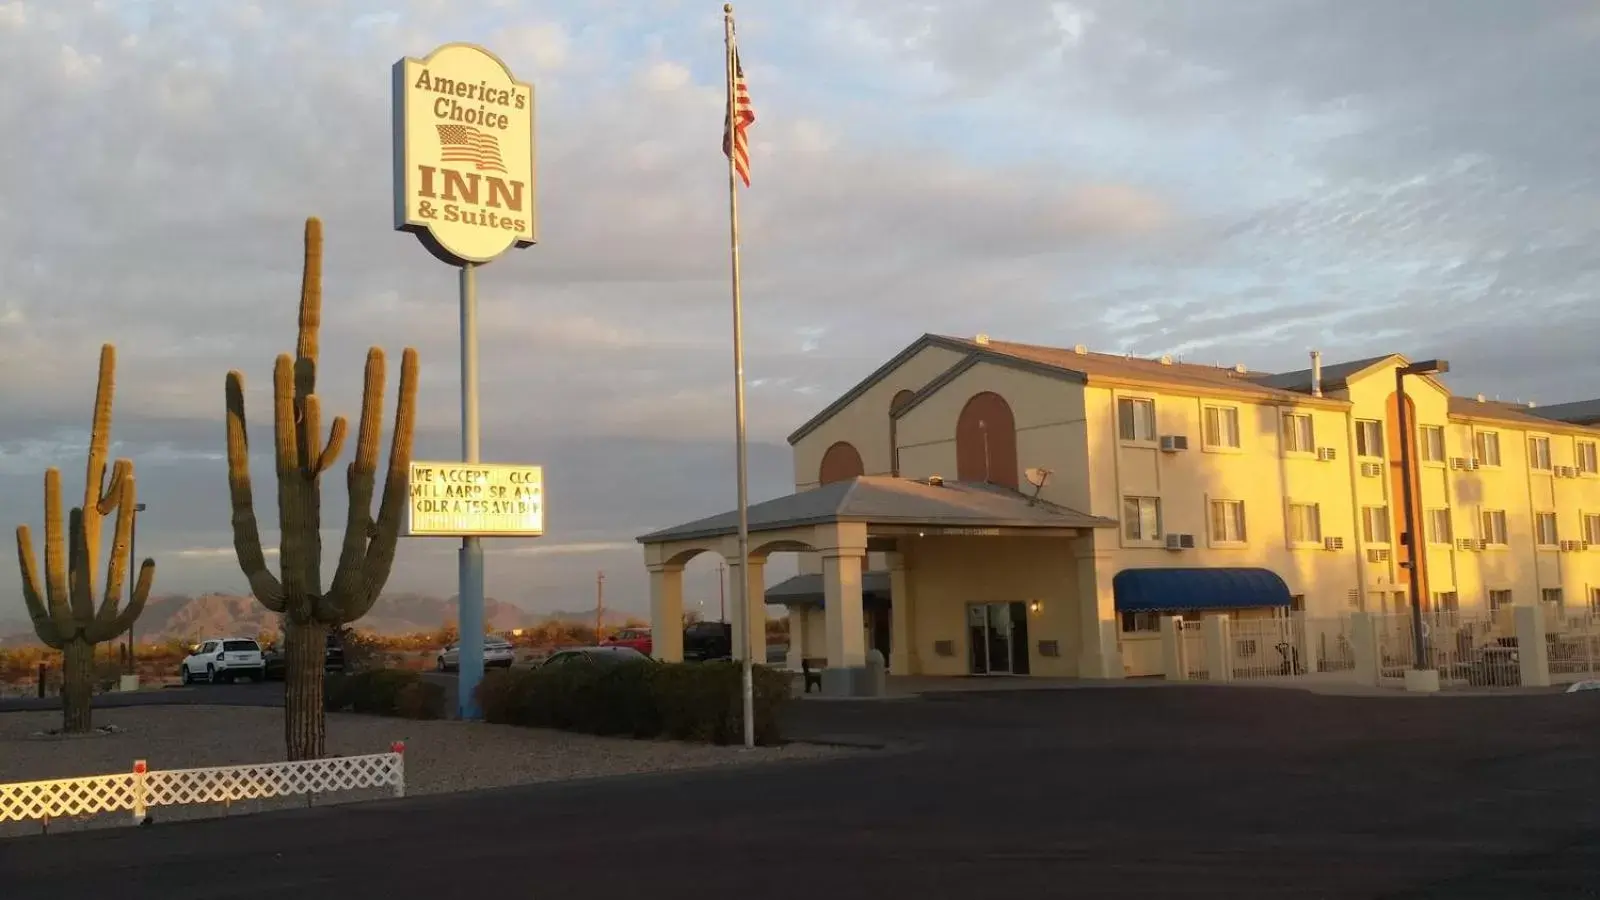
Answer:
325 668 443 719
473 659 788 745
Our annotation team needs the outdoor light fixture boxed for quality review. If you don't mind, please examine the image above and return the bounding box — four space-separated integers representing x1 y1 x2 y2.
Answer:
1029 600 1042 614
1395 358 1449 689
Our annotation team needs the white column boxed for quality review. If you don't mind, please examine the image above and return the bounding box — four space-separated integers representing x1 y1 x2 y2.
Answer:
1074 537 1122 679
886 551 915 675
1515 604 1551 688
1202 614 1232 682
726 557 766 664
823 549 867 676
785 608 806 671
647 564 684 662
1160 615 1187 681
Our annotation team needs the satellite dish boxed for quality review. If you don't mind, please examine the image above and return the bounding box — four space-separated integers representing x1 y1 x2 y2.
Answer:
1025 467 1052 488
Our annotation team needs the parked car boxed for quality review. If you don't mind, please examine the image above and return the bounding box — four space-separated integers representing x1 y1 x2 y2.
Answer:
262 631 345 680
181 638 265 684
540 645 648 667
437 636 516 672
601 627 652 656
683 621 733 661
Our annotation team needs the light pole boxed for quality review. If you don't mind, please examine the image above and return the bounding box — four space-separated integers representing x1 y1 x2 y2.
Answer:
1396 359 1448 678
127 502 148 672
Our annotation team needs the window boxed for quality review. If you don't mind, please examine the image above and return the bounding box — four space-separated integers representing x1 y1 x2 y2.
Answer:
1209 499 1246 543
1425 508 1452 544
1536 512 1559 547
1282 413 1315 453
1122 496 1162 541
1361 506 1391 544
221 640 259 652
1488 589 1512 611
1579 441 1598 475
1203 405 1241 449
1420 425 1445 463
1287 502 1322 543
1355 419 1385 458
1481 509 1509 546
1584 514 1600 545
1529 436 1552 471
1120 611 1162 633
1475 430 1501 466
1542 588 1565 613
1431 591 1460 613
1117 397 1156 442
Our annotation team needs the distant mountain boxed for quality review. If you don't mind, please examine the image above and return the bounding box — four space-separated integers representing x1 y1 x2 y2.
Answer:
0 592 561 647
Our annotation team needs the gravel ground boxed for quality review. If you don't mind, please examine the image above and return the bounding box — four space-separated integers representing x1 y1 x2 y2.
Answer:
0 706 847 837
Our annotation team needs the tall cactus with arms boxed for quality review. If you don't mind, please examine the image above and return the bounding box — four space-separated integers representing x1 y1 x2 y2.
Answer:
225 217 419 760
15 344 154 734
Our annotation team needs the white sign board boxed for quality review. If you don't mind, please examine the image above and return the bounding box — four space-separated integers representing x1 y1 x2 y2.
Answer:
392 43 537 266
407 461 544 537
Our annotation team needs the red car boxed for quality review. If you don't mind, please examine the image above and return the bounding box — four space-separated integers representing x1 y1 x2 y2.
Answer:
602 627 652 656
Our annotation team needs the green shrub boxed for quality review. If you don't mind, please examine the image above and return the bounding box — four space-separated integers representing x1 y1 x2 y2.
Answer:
472 659 788 745
325 668 444 719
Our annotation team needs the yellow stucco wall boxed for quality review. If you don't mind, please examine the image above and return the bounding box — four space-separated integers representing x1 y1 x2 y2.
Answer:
790 344 966 491
901 536 1082 677
893 361 1091 509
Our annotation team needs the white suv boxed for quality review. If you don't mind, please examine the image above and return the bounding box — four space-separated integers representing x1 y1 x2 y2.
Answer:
181 638 265 684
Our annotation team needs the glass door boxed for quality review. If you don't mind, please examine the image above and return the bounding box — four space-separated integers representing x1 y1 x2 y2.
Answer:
967 602 1018 675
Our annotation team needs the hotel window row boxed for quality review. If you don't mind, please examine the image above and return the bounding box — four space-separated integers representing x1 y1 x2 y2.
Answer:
1115 397 1600 472
1121 498 1600 551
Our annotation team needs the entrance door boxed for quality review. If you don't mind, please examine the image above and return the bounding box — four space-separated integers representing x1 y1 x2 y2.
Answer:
967 602 1027 675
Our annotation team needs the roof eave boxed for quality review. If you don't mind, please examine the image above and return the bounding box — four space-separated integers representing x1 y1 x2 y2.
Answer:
786 334 974 445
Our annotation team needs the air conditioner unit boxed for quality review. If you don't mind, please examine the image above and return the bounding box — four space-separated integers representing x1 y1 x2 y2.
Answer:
1359 462 1383 478
1323 536 1344 551
1449 457 1467 470
1316 447 1337 462
1464 458 1481 471
1164 532 1196 550
1159 435 1189 452
1367 548 1390 563
1456 538 1483 552
1555 465 1577 479
1560 540 1584 552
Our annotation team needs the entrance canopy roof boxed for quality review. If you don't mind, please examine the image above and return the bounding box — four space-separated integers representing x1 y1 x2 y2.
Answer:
636 476 1116 545
1112 567 1292 614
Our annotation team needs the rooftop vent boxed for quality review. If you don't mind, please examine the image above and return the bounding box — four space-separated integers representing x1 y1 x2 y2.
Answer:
1476 394 1486 403
973 333 990 346
1234 363 1248 374
927 475 945 487
1159 355 1173 366
1073 344 1088 355
1528 401 1537 408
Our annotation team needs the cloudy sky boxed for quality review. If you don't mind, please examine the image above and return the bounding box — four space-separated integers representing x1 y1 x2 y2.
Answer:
2 0 1596 620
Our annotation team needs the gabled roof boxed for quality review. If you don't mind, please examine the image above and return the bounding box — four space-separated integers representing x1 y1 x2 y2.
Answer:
636 476 1116 545
1251 355 1397 393
786 335 966 445
1528 397 1600 426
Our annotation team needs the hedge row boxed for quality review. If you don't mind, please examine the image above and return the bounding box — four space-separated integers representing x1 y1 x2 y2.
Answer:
475 660 790 745
325 669 446 720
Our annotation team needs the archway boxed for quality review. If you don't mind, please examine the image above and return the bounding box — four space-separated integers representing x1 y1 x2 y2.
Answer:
955 391 1019 489
819 440 865 484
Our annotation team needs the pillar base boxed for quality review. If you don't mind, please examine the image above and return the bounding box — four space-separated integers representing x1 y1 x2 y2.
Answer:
1403 668 1440 693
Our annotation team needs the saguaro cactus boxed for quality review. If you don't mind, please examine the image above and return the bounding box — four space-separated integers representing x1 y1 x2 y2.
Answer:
15 344 155 733
225 217 419 760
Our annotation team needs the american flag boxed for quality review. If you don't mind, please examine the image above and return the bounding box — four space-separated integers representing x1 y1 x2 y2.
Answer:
723 49 755 187
436 124 507 173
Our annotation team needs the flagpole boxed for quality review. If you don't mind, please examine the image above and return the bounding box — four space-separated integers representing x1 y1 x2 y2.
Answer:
724 2 756 750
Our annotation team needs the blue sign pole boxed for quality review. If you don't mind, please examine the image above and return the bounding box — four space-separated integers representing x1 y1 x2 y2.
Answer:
457 261 485 719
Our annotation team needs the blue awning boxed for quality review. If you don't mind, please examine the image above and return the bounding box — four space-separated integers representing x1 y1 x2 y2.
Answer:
1112 567 1292 613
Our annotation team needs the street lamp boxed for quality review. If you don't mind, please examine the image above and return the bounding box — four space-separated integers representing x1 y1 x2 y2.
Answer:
1396 359 1448 684
127 502 148 672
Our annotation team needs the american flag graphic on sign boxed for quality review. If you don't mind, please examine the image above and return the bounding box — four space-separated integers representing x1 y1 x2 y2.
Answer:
436 124 507 173
723 50 755 187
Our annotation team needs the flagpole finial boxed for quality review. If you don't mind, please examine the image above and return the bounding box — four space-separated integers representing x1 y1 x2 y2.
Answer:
724 3 733 14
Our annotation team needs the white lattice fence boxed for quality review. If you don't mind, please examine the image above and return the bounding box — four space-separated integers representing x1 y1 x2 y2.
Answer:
0 743 405 829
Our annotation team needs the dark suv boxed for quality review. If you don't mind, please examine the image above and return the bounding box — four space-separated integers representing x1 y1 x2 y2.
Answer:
683 621 733 661
263 632 346 680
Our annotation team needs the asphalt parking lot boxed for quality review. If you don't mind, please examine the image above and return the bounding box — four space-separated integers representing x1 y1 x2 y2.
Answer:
4 683 1599 897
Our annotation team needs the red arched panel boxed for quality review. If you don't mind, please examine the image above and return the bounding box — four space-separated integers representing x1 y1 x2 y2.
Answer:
819 440 865 485
1385 391 1429 607
955 392 1019 489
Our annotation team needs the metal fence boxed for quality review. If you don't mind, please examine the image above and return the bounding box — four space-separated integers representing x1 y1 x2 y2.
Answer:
0 744 405 831
1228 617 1301 679
1180 618 1208 679
1372 612 1518 688
1548 615 1600 684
